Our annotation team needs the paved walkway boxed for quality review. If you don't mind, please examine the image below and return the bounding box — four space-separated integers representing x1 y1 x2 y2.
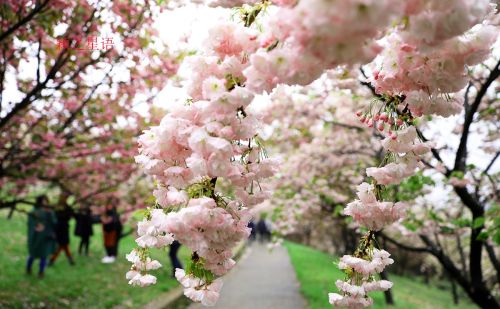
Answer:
189 242 307 309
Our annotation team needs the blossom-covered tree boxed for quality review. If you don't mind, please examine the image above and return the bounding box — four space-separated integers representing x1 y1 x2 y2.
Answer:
0 0 177 211
375 55 500 308
259 70 377 250
129 0 498 308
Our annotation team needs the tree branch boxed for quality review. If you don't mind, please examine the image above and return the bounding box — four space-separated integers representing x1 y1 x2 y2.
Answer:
0 49 70 129
36 36 42 84
454 59 500 172
415 128 450 174
377 232 430 253
483 151 500 175
323 120 365 132
485 242 500 284
0 0 50 43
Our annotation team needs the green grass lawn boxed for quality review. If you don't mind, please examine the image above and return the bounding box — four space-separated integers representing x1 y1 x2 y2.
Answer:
0 210 190 308
285 241 479 309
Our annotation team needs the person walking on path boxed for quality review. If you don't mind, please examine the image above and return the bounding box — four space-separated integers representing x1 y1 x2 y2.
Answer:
101 202 122 263
169 240 183 277
74 206 93 256
256 217 271 243
248 220 256 242
27 195 57 278
49 192 75 266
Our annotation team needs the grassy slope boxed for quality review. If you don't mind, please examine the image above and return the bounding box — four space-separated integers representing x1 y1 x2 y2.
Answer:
285 241 478 309
0 211 190 309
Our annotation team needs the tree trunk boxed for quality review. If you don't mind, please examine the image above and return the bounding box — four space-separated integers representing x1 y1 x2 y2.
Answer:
442 258 498 309
380 270 395 305
420 235 500 309
465 285 499 309
423 269 429 284
379 236 394 305
7 206 15 219
448 273 459 305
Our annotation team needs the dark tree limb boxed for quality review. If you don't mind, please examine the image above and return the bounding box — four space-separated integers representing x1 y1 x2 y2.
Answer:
483 151 500 175
415 128 450 174
323 120 365 132
0 0 50 43
36 36 42 83
455 233 468 277
0 49 70 129
485 242 500 285
454 59 500 173
377 232 430 253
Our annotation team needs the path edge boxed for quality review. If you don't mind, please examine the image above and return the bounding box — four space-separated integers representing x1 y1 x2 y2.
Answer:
142 241 248 309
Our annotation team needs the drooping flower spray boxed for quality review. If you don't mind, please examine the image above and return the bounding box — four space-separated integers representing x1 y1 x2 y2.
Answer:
126 2 278 306
331 1 497 306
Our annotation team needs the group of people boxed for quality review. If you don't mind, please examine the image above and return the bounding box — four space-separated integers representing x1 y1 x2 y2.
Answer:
248 217 272 243
26 193 271 279
26 193 122 278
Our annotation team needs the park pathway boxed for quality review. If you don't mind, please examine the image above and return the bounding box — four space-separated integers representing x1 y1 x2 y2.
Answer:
188 242 307 309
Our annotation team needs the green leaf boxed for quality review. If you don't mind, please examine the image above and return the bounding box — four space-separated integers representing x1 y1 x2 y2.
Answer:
450 171 464 179
452 218 471 228
334 205 344 216
476 231 489 241
466 164 476 170
429 210 443 222
472 217 485 229
131 208 147 220
403 222 418 232
440 226 454 234
493 230 500 245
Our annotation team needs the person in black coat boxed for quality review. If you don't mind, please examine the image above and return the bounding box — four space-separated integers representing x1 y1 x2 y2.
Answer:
257 217 271 243
75 206 93 256
101 202 122 263
49 192 75 266
169 240 183 277
248 220 256 242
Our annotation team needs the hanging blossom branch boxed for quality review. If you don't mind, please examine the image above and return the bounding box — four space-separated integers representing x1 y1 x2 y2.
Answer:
126 1 278 306
330 1 498 308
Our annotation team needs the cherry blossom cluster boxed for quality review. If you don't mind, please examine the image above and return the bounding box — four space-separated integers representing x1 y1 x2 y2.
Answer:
244 0 405 92
330 249 394 308
363 126 435 186
401 0 494 45
175 269 224 306
344 183 406 231
372 25 497 96
338 249 394 276
329 233 396 309
126 249 162 287
128 5 279 306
